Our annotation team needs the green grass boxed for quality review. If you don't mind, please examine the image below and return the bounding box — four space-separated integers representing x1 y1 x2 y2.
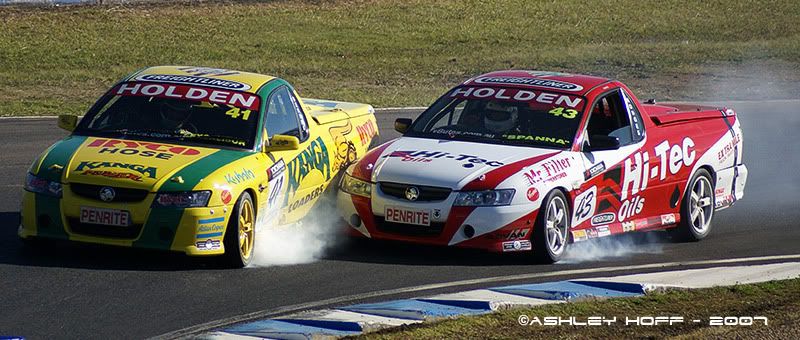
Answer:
1 0 799 116
356 277 800 339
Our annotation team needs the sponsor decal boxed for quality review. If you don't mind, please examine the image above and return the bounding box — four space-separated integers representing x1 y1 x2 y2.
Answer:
220 190 232 204
590 212 615 226
716 194 735 208
329 121 357 171
286 137 331 198
573 186 597 226
572 229 588 241
622 221 635 232
587 228 599 238
522 156 573 186
383 150 504 168
114 83 259 110
225 168 255 185
135 74 250 91
584 161 605 180
472 77 584 92
287 185 324 213
661 213 676 225
433 209 442 219
506 228 530 240
596 226 611 237
718 133 741 162
88 138 201 158
451 86 583 107
74 161 157 179
618 195 645 222
526 187 540 201
385 206 431 226
196 239 221 251
177 66 240 77
524 71 573 78
491 228 532 240
503 134 571 146
267 159 286 180
356 119 377 146
502 240 532 252
198 224 224 233
80 206 130 227
623 138 695 200
79 170 144 182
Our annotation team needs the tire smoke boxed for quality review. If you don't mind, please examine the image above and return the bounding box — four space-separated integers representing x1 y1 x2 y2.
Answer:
561 233 664 264
247 197 344 267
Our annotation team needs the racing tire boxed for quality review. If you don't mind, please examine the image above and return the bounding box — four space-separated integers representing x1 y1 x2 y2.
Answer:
532 190 571 263
670 169 715 242
223 192 256 268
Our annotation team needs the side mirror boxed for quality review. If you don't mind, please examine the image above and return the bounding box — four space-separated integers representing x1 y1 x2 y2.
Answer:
57 114 78 132
584 135 620 151
394 118 412 134
264 135 301 151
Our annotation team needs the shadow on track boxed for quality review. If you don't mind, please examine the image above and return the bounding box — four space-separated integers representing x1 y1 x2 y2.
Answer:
325 231 674 266
0 211 232 271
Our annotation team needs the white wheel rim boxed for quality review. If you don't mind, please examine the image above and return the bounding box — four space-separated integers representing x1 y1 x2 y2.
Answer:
689 176 714 234
545 196 568 255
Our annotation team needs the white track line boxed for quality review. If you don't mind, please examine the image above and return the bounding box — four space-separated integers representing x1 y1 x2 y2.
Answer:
153 253 800 339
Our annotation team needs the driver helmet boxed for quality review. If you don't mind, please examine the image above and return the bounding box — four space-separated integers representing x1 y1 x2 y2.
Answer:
484 101 519 133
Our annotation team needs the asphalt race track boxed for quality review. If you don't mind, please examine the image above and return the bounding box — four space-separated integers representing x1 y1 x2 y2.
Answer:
1 101 799 339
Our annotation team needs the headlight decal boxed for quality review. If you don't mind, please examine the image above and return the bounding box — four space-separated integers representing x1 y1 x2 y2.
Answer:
453 189 515 207
340 173 372 198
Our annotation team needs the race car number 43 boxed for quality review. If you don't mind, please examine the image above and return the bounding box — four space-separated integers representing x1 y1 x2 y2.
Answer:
385 206 431 226
80 206 131 227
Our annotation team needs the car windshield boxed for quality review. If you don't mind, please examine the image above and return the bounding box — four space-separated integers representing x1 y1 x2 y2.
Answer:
75 82 261 149
406 86 587 149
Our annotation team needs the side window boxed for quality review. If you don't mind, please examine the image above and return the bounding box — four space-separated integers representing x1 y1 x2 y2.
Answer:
621 91 645 142
586 90 635 146
266 86 309 143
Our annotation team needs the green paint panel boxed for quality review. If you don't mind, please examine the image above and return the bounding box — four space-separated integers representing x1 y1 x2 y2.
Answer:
158 149 252 192
133 208 185 250
34 194 69 239
135 149 250 249
37 136 88 182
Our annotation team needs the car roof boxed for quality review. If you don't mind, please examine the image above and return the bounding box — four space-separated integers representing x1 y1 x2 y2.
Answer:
129 66 277 94
461 70 611 95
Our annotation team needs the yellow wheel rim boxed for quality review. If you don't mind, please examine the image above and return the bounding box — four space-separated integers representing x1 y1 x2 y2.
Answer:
238 199 255 261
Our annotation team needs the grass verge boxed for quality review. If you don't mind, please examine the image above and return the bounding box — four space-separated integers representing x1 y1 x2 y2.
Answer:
355 277 800 339
1 0 799 116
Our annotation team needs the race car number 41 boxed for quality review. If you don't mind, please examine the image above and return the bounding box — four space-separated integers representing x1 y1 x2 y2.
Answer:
385 206 431 226
80 206 131 227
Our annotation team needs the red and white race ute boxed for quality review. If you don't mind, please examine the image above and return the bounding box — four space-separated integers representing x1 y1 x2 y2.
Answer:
337 70 747 262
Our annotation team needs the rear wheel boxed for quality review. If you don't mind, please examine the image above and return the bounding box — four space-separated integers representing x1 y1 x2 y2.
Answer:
532 190 570 263
670 169 715 241
223 192 255 268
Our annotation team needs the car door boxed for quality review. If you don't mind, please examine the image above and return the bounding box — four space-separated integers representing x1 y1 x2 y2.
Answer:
262 85 330 224
572 88 646 236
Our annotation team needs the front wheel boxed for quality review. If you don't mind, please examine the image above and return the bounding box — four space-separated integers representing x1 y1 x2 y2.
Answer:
670 169 715 242
532 190 570 263
223 192 256 268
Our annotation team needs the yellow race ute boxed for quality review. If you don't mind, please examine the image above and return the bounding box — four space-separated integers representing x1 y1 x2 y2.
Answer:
19 66 378 267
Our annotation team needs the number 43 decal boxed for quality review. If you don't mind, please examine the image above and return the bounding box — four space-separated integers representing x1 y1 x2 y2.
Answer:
549 107 578 119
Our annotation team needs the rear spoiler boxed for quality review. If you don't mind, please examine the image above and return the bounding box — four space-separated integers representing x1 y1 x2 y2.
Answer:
649 108 735 126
